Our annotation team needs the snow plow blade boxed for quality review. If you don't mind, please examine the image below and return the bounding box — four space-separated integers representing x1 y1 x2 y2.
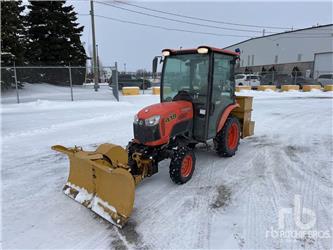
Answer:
51 144 135 228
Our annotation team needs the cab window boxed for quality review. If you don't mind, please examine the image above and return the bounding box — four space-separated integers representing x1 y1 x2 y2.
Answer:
212 53 233 101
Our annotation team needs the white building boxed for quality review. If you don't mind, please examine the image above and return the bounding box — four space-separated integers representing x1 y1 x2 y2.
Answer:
225 24 333 78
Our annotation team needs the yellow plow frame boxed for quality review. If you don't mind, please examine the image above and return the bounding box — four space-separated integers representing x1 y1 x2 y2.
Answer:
52 144 135 227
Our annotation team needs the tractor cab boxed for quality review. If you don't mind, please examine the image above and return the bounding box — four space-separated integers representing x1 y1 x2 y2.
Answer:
159 46 239 141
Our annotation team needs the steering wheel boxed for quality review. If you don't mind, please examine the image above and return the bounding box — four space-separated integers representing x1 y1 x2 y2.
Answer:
172 90 193 102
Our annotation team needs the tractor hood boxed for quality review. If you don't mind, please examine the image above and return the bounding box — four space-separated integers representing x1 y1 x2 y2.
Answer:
134 101 194 146
136 101 193 121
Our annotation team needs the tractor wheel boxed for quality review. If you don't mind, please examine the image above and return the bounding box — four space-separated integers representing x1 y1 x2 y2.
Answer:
169 147 195 184
214 116 241 157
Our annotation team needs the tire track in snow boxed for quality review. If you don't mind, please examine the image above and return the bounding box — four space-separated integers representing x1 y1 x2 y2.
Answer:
281 143 331 249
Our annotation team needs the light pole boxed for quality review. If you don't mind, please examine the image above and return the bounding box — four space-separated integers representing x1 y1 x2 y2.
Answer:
124 63 126 73
90 0 99 91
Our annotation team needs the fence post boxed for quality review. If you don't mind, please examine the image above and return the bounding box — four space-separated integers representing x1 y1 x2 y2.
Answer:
13 61 20 104
142 71 145 95
111 62 119 101
68 64 74 101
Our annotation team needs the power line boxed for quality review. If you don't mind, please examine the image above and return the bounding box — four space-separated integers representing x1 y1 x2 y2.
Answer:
95 1 268 34
92 14 254 38
101 1 332 36
78 13 332 39
114 0 291 30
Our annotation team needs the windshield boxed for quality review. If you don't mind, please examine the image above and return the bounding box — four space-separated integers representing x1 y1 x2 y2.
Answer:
161 54 209 101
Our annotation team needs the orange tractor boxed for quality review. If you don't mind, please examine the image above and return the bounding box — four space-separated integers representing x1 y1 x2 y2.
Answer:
52 46 254 227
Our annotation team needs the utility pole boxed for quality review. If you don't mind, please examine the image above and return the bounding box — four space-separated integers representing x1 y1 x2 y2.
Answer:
90 0 99 91
124 63 126 73
96 44 100 83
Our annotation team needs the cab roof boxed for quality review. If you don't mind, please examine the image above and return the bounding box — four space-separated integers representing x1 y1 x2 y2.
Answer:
163 46 239 57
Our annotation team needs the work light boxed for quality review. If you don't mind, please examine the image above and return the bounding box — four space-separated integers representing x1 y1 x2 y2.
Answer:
162 50 171 57
197 47 209 54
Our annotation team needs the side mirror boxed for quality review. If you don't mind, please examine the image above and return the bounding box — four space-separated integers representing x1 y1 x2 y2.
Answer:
230 56 240 65
152 57 158 75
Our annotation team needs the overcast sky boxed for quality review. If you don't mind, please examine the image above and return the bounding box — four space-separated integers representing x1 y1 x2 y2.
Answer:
70 1 333 71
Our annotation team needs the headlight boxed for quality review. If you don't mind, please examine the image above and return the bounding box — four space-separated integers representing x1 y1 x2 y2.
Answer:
134 114 139 124
145 115 160 126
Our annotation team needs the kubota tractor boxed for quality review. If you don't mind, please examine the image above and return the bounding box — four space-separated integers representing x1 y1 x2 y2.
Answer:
52 46 254 228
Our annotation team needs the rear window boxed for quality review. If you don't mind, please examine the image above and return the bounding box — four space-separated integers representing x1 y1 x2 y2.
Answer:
246 76 259 80
318 74 333 79
235 75 244 79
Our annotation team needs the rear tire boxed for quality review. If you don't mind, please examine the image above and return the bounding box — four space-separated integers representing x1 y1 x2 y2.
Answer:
214 116 240 157
169 147 195 184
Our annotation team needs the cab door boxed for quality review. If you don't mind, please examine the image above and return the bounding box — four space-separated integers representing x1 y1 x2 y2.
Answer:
207 53 235 139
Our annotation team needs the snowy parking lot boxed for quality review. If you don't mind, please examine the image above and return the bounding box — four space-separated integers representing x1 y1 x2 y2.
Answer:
1 84 332 249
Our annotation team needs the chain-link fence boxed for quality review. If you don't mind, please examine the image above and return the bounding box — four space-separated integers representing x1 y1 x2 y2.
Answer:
1 64 120 104
234 69 332 88
2 64 330 104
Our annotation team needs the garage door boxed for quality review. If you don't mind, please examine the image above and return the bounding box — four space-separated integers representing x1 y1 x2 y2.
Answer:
314 52 333 78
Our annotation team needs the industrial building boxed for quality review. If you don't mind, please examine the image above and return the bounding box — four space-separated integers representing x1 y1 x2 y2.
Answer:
225 24 333 78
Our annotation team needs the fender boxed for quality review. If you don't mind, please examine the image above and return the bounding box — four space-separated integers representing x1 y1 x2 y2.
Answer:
216 103 239 133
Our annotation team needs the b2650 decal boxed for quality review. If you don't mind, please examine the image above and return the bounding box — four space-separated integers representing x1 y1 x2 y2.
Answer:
165 113 177 123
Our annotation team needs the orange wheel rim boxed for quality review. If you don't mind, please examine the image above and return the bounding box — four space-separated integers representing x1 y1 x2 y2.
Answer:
228 123 239 150
181 155 193 178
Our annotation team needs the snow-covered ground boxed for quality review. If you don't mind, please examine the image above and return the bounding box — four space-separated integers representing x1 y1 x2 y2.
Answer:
1 84 332 249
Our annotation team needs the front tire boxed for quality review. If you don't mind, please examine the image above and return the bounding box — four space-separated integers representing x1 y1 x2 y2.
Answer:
169 147 195 184
214 116 241 157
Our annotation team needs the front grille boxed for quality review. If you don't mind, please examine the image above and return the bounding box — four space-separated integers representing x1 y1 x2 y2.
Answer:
133 122 161 144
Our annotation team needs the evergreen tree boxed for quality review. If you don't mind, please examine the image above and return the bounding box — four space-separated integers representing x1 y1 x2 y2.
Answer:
1 1 25 65
26 1 86 66
1 1 25 90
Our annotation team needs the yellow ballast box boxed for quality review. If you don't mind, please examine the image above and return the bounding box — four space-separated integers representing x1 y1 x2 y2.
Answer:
152 87 160 95
243 121 255 138
122 87 140 95
234 96 253 112
324 85 333 91
281 85 300 91
302 85 321 92
235 86 251 92
257 85 276 91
